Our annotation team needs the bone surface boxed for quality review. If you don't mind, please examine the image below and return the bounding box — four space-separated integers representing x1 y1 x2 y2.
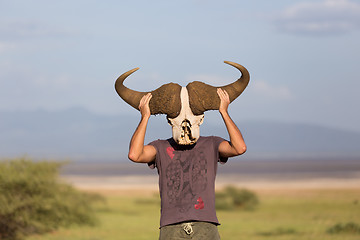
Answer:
167 87 204 145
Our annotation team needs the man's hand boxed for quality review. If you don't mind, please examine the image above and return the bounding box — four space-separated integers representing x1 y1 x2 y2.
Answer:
217 88 230 114
139 93 152 119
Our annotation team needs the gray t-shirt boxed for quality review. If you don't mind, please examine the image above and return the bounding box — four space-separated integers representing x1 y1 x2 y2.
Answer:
148 136 227 228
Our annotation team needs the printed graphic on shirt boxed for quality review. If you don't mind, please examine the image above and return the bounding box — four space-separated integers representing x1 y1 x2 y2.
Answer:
165 148 207 213
194 197 204 209
166 146 175 159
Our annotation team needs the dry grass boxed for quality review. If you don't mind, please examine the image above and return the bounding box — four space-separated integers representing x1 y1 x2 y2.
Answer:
26 183 360 240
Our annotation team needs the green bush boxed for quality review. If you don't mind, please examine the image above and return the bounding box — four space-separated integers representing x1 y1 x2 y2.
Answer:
327 222 360 234
257 227 298 236
0 158 104 240
216 186 259 211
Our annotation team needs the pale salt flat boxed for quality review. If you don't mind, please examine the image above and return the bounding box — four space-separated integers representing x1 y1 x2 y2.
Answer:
61 158 360 191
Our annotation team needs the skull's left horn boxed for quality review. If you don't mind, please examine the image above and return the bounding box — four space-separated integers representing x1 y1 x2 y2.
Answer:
115 67 182 117
186 61 250 115
115 68 145 111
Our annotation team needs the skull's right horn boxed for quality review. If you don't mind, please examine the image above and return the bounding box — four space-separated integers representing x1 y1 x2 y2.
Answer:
186 61 250 115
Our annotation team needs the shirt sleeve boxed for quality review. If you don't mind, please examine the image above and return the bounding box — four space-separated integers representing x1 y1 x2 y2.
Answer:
147 140 158 169
212 136 229 164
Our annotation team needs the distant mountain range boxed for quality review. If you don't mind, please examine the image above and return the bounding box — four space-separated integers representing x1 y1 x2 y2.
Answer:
1 108 360 161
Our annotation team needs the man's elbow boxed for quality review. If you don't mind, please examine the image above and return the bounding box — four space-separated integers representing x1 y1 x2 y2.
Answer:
128 152 140 163
235 145 247 156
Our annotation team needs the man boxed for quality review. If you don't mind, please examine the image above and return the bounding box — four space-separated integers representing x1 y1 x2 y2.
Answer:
128 88 246 240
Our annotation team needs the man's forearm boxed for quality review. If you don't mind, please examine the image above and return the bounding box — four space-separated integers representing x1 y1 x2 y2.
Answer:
220 110 247 155
128 115 150 162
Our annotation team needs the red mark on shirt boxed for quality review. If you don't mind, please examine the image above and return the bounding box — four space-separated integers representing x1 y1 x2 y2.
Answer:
194 197 204 210
166 147 175 159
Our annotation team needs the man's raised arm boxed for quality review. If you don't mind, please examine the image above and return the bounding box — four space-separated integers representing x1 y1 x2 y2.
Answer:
217 88 247 158
128 93 157 163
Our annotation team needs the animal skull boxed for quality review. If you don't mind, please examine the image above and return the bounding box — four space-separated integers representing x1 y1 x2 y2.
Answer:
167 87 204 145
115 61 250 145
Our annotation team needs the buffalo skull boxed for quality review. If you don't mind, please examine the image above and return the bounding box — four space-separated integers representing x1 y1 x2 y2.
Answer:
115 61 250 145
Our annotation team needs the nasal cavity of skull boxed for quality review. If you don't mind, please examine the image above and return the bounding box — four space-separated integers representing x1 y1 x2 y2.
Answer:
181 119 191 128
181 120 191 135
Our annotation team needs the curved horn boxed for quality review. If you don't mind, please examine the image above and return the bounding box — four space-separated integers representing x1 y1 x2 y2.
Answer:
115 67 144 110
115 68 182 118
186 61 250 115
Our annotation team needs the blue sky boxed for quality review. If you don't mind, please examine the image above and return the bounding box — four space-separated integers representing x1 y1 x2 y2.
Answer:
1 0 360 132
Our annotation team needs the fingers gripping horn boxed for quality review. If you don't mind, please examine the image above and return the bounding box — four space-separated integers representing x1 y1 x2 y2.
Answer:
115 67 182 118
186 61 250 115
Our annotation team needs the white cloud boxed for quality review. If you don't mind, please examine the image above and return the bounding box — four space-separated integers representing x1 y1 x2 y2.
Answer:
0 64 81 111
0 42 15 53
274 0 360 35
250 80 293 100
0 20 73 41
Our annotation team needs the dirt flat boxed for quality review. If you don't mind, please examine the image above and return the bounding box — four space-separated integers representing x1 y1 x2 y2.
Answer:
62 174 360 195
61 158 360 195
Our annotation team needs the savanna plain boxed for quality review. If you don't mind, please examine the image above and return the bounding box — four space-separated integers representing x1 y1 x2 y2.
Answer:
15 158 358 240
25 187 360 240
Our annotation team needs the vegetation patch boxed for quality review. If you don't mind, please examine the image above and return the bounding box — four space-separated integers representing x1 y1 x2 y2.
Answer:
327 222 360 234
215 186 259 211
257 227 298 236
0 158 104 240
135 193 160 205
135 198 160 205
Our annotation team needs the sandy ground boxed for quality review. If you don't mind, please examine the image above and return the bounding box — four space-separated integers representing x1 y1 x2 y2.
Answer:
62 173 360 196
60 159 360 195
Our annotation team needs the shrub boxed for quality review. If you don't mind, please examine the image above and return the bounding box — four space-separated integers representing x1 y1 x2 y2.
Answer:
327 222 360 234
257 227 298 236
215 186 259 211
0 158 104 240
